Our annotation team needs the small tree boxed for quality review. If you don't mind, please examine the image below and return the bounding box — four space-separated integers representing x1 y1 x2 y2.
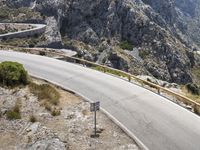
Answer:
0 61 28 87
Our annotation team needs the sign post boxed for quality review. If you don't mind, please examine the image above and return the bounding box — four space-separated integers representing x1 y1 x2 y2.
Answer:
90 101 100 138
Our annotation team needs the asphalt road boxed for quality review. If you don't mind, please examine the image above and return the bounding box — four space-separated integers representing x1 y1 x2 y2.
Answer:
1 51 200 150
0 23 46 38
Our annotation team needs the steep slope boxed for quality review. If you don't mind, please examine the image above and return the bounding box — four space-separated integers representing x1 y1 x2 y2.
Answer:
3 0 200 84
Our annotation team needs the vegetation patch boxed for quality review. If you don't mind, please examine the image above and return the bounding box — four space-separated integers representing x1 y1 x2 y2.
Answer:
119 41 133 51
181 85 200 105
29 115 37 123
29 82 60 105
0 35 46 47
51 108 61 116
139 50 150 59
29 82 61 116
6 103 21 120
185 83 200 95
0 61 28 87
192 67 200 85
0 6 42 21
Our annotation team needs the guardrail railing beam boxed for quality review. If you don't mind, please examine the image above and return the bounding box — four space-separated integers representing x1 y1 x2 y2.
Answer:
1 46 199 115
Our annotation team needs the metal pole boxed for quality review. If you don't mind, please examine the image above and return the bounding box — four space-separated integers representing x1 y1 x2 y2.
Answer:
94 109 97 136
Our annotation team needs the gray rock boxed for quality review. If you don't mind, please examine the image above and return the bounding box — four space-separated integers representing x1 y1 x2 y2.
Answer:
27 138 66 150
5 0 200 84
26 122 40 134
138 75 179 88
39 17 62 48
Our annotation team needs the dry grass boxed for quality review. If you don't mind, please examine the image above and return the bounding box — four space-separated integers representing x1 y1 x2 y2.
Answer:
29 82 60 105
182 86 200 103
192 67 200 85
29 82 61 116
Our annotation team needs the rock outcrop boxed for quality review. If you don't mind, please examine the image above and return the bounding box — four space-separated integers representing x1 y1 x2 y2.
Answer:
3 0 200 84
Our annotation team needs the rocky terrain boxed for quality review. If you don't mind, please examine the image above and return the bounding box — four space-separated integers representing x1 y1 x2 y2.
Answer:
1 0 200 85
0 78 139 150
0 23 33 34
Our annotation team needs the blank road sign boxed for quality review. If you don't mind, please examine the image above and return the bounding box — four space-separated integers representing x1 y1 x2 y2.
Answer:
90 101 100 112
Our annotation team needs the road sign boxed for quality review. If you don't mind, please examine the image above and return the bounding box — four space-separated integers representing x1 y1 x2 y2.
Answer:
90 101 100 138
90 101 100 112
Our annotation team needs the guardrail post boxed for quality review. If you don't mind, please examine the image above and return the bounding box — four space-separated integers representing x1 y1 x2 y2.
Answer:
141 82 144 87
158 88 160 95
103 67 106 73
193 104 199 115
128 75 131 82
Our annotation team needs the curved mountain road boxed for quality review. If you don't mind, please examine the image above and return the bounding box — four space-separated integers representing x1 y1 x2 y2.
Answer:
1 51 200 150
0 23 46 39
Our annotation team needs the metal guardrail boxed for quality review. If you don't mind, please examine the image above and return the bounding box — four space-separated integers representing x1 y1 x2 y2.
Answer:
1 45 200 114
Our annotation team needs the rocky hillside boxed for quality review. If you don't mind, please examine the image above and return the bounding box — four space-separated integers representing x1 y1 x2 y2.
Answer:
2 0 200 84
0 79 139 150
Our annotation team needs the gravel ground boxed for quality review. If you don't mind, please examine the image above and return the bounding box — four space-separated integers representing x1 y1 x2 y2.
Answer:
0 79 139 150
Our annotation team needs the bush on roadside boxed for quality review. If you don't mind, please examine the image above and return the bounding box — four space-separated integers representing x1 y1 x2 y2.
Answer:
29 115 37 123
0 61 28 87
119 41 133 51
6 103 21 120
39 51 46 56
51 108 61 116
186 83 200 95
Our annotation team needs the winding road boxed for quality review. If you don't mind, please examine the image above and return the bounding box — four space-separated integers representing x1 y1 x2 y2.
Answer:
0 23 46 39
1 50 200 150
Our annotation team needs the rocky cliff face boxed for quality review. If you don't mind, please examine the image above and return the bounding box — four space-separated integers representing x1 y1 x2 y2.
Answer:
3 0 200 84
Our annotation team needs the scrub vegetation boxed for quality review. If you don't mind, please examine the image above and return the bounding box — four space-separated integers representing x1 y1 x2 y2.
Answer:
0 61 28 87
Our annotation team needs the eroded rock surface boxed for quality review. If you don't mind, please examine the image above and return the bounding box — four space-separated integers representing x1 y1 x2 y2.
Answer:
3 0 200 84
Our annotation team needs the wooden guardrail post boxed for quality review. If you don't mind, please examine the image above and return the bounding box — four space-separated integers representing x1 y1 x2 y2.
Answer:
158 88 161 95
128 75 131 82
103 66 106 73
141 81 144 87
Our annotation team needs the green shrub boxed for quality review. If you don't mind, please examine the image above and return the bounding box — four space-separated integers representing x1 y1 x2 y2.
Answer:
0 7 10 19
186 83 200 95
6 111 21 120
6 104 21 120
51 109 61 116
29 115 37 123
139 50 150 59
119 41 133 51
0 61 28 87
39 51 46 56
